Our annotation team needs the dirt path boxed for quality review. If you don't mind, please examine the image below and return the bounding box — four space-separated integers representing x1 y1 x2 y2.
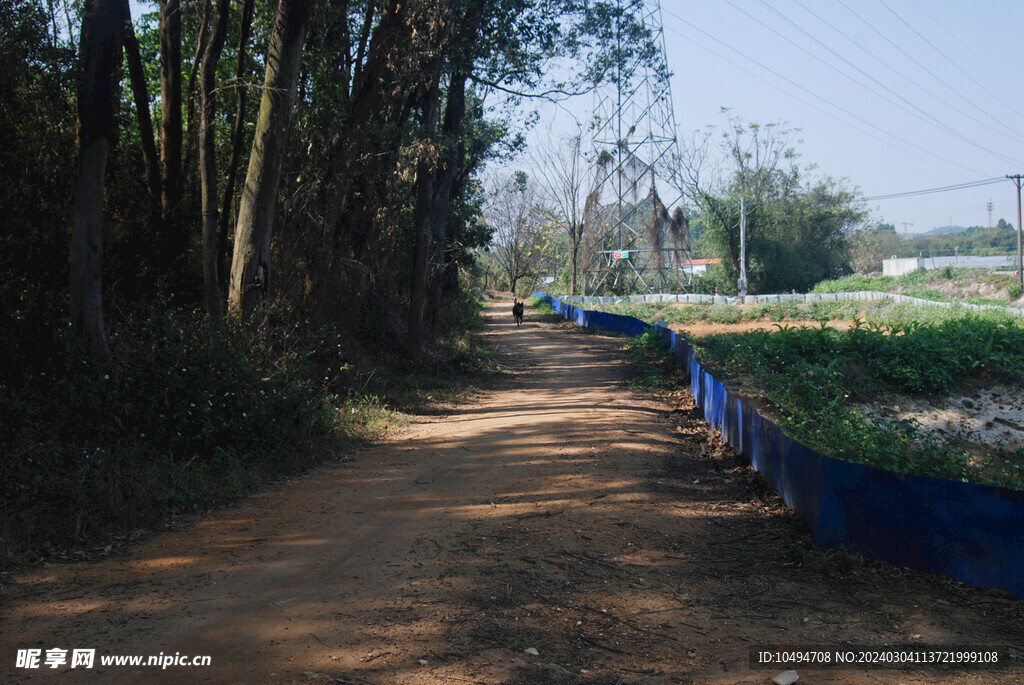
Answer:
2 302 1022 684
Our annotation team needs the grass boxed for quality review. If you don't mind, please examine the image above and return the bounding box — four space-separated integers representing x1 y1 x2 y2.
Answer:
624 330 682 392
598 298 869 327
814 267 1024 307
693 316 1024 489
529 294 557 317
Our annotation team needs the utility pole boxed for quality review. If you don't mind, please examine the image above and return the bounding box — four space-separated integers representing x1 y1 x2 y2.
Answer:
1009 175 1024 288
739 197 748 296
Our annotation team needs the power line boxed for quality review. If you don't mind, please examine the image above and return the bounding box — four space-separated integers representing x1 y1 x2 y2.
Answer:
906 0 1024 126
659 6 987 176
876 0 1024 129
748 0 1021 165
864 177 1005 201
805 0 1024 146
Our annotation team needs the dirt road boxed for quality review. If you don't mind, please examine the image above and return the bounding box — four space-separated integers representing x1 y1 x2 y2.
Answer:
2 302 1021 684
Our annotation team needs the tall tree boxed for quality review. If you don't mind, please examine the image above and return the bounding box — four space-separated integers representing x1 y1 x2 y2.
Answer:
228 0 313 327
409 0 489 356
158 0 182 235
681 117 865 293
217 0 256 287
425 0 486 311
120 2 161 226
199 0 230 327
407 54 447 358
537 132 588 295
487 171 547 295
71 0 128 365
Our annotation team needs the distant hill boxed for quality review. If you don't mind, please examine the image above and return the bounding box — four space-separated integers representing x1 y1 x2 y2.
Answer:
926 225 967 235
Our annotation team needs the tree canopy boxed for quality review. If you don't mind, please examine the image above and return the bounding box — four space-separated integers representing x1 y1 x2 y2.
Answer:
681 117 867 294
0 0 664 564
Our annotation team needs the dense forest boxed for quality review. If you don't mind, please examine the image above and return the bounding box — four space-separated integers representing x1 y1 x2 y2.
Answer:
0 0 659 564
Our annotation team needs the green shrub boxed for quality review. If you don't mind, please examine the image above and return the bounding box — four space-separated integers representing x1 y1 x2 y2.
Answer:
812 274 898 293
692 315 1024 488
530 295 555 315
707 304 743 324
0 298 479 566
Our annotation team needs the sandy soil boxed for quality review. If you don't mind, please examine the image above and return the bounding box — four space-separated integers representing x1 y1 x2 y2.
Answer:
868 385 1024 455
1 302 1022 684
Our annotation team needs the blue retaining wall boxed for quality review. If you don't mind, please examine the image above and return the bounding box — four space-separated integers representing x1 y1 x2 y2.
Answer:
534 291 1024 599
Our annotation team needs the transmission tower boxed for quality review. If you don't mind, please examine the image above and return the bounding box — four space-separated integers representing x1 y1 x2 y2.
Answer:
583 0 687 296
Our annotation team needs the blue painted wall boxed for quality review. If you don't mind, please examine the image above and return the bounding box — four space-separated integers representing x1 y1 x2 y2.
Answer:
534 292 1024 599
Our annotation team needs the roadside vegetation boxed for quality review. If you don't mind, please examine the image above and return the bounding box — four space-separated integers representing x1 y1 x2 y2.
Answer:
813 267 1024 304
0 292 495 569
599 298 866 325
611 300 1024 490
2 0 656 568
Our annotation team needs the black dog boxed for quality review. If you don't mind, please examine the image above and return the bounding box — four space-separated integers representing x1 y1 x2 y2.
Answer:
512 299 524 327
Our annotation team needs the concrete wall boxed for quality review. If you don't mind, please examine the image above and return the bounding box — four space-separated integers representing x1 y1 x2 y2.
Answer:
883 258 921 277
883 255 1018 276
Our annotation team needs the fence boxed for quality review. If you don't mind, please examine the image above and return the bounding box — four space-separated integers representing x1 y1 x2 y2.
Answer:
534 291 1024 599
559 290 1024 317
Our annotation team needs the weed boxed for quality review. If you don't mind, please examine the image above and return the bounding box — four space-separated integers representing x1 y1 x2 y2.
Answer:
1 293 493 569
625 330 678 391
831 545 859 574
786 540 815 565
707 304 743 324
530 295 556 316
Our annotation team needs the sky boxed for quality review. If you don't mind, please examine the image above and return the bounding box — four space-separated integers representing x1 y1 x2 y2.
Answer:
530 0 1024 235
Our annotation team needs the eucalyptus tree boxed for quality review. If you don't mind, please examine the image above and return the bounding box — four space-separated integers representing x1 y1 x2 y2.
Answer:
262 0 661 354
405 0 658 350
198 0 230 327
228 0 313 327
70 0 130 366
158 0 182 235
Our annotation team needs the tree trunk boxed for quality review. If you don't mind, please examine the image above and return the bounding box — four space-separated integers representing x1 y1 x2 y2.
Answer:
228 0 312 327
184 0 211 159
71 0 126 366
421 0 485 330
569 229 580 295
424 70 465 327
406 72 442 359
217 0 255 290
325 0 407 258
181 0 211 234
120 4 161 226
159 0 183 265
199 0 229 328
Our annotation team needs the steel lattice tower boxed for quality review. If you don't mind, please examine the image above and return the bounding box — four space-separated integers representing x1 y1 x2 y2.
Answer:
584 0 687 296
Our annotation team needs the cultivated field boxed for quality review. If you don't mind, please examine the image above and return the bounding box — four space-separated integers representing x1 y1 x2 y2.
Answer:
598 295 1024 490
